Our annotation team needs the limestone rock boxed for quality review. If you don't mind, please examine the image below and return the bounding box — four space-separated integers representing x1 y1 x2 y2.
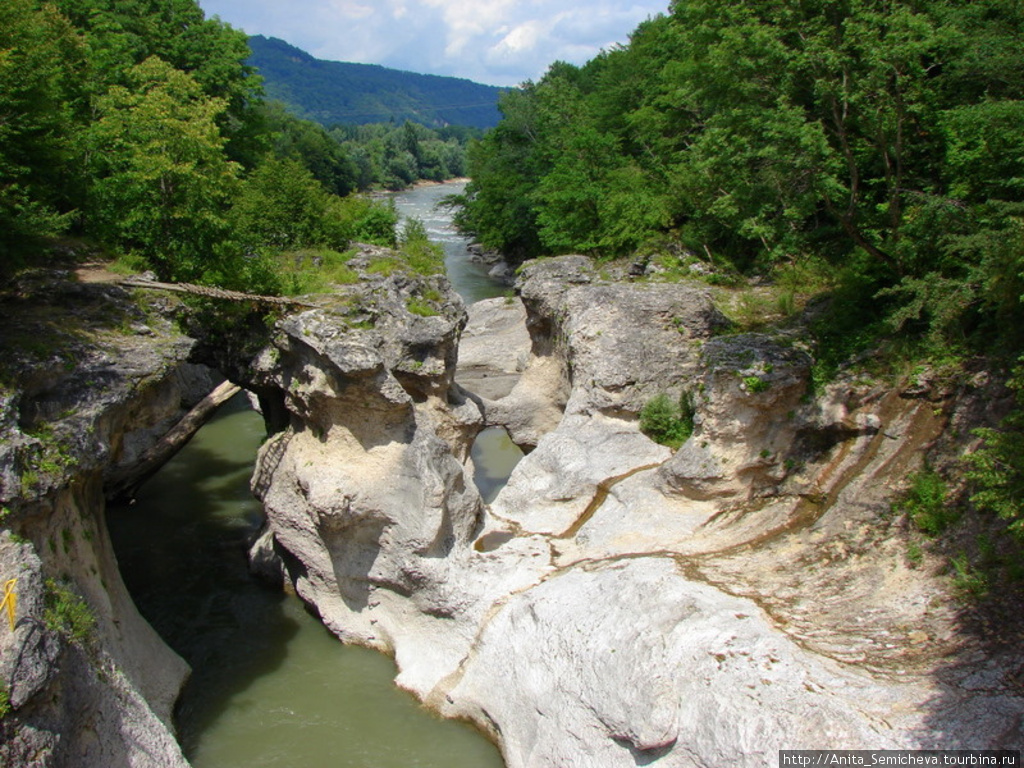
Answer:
0 276 199 767
659 333 813 499
454 297 531 400
248 253 1024 768
445 558 912 768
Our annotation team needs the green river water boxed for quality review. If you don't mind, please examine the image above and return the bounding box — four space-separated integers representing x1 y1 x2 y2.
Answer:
107 181 516 767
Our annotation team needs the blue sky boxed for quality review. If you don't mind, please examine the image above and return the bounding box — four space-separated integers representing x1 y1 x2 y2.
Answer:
196 0 670 87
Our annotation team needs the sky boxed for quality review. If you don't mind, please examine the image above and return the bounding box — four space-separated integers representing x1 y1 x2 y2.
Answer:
196 0 671 87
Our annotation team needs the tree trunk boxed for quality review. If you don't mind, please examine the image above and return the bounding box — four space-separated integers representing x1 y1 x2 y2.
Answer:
105 380 243 503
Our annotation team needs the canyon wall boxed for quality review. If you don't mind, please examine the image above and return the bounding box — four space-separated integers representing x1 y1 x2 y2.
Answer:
0 275 210 767
3 254 1019 767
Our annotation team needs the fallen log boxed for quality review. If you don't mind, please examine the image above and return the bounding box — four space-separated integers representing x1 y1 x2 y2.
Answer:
117 276 318 308
106 380 243 503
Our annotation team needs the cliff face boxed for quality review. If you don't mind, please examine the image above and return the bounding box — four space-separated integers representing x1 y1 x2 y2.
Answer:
249 255 1024 766
0 273 210 767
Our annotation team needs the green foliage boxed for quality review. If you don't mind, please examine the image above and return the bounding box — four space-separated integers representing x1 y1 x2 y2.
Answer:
397 218 444 276
53 0 262 164
965 362 1024 540
742 376 770 394
906 540 923 568
808 257 892 388
0 0 422 293
232 156 335 252
259 101 358 195
43 578 96 646
85 56 241 283
897 469 956 536
0 680 9 719
950 553 989 598
331 120 479 191
639 391 695 450
458 0 1024 364
0 0 84 274
276 249 359 295
406 297 439 317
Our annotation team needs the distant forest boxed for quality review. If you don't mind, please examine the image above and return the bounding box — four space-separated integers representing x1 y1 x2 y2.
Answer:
247 35 505 130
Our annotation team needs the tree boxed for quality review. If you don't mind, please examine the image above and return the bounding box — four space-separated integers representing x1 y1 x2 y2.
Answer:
260 101 358 195
0 0 84 272
232 157 332 252
54 0 264 165
86 56 240 282
458 86 546 261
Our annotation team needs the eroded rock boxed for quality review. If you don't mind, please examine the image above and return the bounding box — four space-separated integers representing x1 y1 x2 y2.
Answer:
249 253 1024 768
0 278 200 767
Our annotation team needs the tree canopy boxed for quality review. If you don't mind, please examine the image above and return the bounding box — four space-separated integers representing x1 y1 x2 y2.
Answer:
461 0 1024 328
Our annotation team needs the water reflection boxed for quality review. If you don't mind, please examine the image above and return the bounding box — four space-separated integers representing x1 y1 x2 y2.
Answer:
472 428 524 504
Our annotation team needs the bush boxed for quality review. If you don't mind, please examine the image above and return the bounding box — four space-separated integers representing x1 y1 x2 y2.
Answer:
742 375 770 393
965 361 1024 540
897 469 956 536
398 217 444 276
639 391 695 450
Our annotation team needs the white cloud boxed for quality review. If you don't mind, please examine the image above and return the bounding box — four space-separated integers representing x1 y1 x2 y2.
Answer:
198 0 669 86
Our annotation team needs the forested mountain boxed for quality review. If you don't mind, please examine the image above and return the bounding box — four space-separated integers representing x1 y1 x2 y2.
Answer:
247 35 504 130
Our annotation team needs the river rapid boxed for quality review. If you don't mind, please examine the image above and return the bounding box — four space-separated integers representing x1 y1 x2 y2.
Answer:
107 181 514 768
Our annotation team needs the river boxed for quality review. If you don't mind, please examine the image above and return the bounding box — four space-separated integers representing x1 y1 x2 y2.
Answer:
107 181 517 768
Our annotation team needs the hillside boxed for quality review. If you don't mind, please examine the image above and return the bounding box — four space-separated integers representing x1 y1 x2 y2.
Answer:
247 35 504 129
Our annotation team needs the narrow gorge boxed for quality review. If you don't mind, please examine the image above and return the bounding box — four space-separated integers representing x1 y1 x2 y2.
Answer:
2 193 1022 766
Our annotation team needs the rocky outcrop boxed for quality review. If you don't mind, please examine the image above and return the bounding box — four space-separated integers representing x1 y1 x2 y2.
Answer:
248 254 1024 766
454 297 530 401
0 274 212 767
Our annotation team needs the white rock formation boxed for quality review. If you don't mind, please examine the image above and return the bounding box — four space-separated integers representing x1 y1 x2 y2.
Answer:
249 256 1024 767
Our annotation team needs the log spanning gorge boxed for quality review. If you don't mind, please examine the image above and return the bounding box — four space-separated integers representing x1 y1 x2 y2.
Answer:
1 181 1022 767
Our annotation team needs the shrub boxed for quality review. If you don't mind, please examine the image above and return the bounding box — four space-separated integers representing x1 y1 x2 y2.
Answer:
743 375 770 393
639 391 695 450
398 217 444 276
965 361 1024 540
897 469 956 536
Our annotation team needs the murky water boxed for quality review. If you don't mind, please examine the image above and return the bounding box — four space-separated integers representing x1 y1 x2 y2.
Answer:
472 427 523 504
107 181 519 768
108 396 504 768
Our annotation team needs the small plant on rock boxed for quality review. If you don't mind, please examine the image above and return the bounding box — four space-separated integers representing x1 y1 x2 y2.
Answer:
639 391 695 450
897 469 956 536
44 579 96 646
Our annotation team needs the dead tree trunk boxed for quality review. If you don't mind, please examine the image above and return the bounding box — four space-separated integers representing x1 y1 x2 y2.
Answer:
106 380 243 503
